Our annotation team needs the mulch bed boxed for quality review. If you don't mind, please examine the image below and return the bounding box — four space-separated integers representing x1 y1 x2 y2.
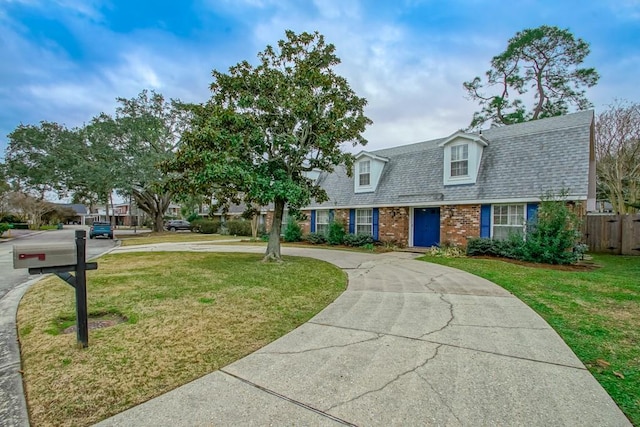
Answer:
471 255 601 271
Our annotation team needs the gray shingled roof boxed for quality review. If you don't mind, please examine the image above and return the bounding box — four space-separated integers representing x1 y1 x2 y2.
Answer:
308 110 594 208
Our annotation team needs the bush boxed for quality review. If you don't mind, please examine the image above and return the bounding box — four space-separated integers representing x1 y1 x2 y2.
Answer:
305 232 327 244
519 196 582 264
0 214 20 223
186 212 200 222
343 233 375 247
0 223 9 236
283 218 303 242
466 193 583 265
226 220 252 236
191 219 220 234
326 221 346 245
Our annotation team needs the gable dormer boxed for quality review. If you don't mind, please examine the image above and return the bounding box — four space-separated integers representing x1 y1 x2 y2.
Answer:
438 131 488 186
354 151 389 193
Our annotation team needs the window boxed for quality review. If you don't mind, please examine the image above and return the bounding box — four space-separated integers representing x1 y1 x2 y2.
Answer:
493 204 525 240
451 144 469 177
316 210 330 234
356 208 373 235
359 161 371 186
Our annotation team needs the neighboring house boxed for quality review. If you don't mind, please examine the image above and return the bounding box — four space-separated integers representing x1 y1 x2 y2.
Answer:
90 202 147 226
56 203 91 225
292 110 595 248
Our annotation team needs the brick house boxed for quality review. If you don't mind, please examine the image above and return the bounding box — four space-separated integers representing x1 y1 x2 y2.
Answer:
295 110 596 248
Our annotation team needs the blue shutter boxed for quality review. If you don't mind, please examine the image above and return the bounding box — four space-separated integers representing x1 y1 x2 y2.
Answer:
310 210 316 233
372 208 379 240
349 209 355 234
527 203 539 224
480 204 491 238
329 209 335 222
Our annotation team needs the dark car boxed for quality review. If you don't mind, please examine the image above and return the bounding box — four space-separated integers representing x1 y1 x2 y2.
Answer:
90 221 114 239
164 220 191 232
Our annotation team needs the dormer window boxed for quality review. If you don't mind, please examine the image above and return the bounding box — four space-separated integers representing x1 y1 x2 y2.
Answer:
451 144 469 177
439 131 488 186
359 161 371 186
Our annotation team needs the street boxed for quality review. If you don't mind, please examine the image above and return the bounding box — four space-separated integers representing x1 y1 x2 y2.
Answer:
0 226 116 300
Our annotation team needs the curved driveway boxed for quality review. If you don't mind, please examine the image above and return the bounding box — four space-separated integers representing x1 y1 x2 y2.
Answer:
95 244 629 426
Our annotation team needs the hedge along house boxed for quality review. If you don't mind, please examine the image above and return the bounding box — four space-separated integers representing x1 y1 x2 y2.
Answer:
298 110 596 248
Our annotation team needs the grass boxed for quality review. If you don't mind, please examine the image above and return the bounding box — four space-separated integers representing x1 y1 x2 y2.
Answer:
17 252 346 426
418 253 639 425
117 232 241 246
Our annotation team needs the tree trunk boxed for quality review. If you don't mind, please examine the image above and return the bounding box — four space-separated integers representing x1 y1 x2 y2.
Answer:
132 187 172 232
251 214 258 240
109 191 115 226
264 198 284 262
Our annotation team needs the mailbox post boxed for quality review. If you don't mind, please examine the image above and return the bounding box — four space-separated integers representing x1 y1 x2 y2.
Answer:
13 230 97 348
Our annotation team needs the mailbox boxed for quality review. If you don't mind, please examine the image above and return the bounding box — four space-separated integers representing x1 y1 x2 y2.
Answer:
13 243 77 269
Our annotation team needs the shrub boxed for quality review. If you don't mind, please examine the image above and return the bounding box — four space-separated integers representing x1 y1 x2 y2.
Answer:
305 232 326 245
0 223 10 236
343 233 375 247
519 196 582 264
226 220 252 236
0 214 20 223
191 219 220 234
283 218 303 242
326 221 346 245
186 212 200 222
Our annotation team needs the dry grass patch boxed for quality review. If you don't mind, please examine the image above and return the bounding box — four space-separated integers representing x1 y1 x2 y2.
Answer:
117 232 240 246
18 252 346 426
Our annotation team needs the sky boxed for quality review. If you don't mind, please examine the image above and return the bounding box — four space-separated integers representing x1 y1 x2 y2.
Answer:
1 0 639 158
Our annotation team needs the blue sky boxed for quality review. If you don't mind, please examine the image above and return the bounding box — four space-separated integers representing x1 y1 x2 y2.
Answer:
1 0 639 157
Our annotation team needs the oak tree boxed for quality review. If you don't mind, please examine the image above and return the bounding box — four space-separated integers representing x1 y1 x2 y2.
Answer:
165 30 371 261
464 25 599 129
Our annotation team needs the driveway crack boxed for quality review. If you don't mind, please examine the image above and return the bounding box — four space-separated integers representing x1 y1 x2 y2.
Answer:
326 344 443 412
260 334 384 355
420 293 455 338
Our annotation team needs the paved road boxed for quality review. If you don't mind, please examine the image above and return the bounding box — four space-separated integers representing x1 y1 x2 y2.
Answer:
0 226 116 427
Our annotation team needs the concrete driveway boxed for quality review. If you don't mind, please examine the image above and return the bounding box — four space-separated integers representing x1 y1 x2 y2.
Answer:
97 244 630 426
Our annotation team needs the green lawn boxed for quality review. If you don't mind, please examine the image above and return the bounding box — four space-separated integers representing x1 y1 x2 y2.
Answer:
419 253 639 425
18 252 346 426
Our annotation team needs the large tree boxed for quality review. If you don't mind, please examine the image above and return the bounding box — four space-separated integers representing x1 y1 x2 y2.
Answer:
165 30 371 261
595 101 640 214
464 25 599 129
116 90 191 232
4 121 79 198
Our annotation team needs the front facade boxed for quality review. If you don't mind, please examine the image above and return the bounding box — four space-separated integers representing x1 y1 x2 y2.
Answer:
300 111 596 248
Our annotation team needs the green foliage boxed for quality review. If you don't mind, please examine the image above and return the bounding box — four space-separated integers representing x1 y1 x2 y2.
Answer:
464 25 599 129
426 244 466 258
283 218 303 242
326 220 346 245
0 214 21 223
519 195 582 264
226 220 252 236
191 219 220 234
468 194 583 265
163 30 371 260
304 232 327 244
186 212 199 222
0 223 9 236
342 233 374 247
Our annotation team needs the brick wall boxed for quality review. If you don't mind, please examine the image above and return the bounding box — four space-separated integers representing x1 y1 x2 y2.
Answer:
440 204 480 247
379 207 409 247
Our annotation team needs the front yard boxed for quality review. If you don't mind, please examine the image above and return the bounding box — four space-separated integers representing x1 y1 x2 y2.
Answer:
420 253 639 425
17 252 346 426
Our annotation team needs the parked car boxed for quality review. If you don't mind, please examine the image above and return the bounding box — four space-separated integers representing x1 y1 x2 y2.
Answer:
90 221 113 239
164 220 191 232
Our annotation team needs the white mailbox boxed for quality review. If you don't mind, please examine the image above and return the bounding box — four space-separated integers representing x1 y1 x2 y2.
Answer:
13 243 77 269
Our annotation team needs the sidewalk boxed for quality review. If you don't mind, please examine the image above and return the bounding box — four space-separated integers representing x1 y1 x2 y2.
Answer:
95 245 630 426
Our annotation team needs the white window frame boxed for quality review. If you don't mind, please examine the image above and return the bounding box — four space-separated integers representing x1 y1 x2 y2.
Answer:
492 204 526 240
316 210 330 234
450 144 469 177
358 160 371 186
355 208 373 236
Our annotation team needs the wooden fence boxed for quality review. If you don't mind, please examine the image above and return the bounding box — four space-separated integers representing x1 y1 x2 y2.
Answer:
585 214 640 255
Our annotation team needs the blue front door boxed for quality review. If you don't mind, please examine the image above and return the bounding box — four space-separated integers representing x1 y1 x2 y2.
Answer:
414 207 440 247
